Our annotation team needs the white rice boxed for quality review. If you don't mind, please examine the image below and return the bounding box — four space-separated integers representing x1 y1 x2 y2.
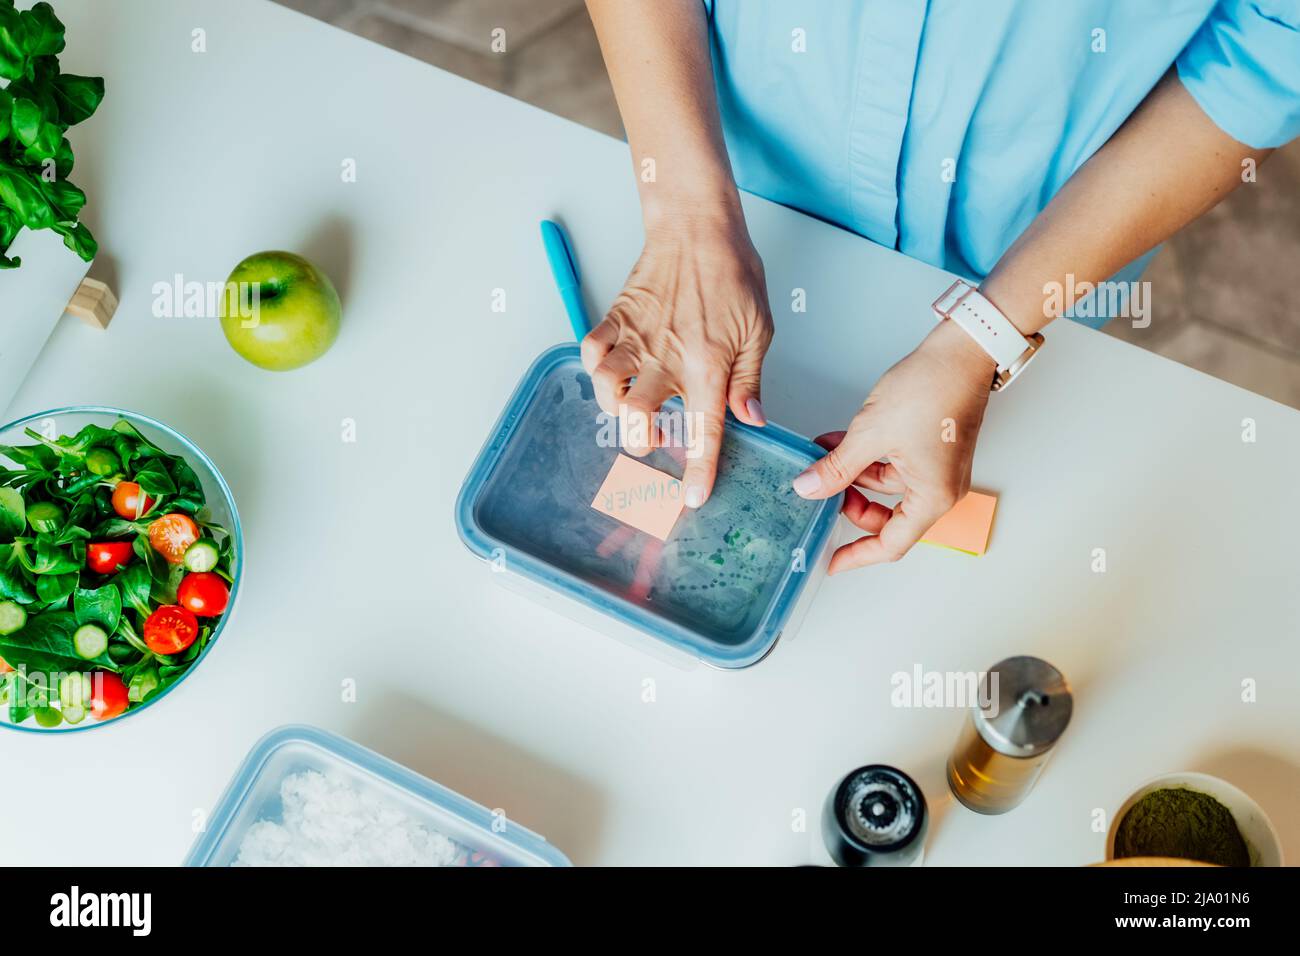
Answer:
234 769 463 867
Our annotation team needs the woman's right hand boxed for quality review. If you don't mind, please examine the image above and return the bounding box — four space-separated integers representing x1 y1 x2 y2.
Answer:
581 206 774 509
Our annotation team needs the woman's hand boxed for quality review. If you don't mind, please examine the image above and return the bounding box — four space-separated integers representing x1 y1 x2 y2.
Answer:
581 208 773 508
793 319 996 573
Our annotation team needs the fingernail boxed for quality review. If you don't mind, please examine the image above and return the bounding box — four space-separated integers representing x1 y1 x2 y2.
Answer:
792 469 821 497
746 398 766 425
685 485 705 508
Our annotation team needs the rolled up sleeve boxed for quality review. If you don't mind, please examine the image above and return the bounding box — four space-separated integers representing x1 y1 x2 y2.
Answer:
1176 0 1300 148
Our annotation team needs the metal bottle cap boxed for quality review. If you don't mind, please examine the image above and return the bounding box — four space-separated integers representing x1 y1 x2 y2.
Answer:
973 656 1072 757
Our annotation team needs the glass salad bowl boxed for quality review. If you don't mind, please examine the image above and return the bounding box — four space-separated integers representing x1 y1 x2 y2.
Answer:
0 407 243 733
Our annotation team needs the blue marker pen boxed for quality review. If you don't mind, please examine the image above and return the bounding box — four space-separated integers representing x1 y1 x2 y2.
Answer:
540 219 592 342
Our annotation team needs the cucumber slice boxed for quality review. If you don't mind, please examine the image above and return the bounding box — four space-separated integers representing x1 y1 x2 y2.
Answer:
61 703 86 725
59 672 91 709
26 501 64 533
183 538 220 572
73 624 109 660
0 601 27 636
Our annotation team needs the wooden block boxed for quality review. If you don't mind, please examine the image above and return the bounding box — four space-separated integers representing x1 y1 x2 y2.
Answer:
66 277 119 330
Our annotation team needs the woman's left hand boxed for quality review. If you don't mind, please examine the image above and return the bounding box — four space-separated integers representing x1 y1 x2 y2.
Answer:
792 319 996 573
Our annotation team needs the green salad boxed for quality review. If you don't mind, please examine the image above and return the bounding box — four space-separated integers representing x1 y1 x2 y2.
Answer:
0 419 236 728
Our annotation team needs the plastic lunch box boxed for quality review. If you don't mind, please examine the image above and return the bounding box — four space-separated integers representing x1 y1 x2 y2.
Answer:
455 344 843 669
184 725 571 867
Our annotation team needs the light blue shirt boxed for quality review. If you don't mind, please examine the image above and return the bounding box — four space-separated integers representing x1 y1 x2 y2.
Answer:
704 0 1300 327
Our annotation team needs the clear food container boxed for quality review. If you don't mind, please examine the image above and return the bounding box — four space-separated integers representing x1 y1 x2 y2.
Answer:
184 725 571 867
455 345 842 669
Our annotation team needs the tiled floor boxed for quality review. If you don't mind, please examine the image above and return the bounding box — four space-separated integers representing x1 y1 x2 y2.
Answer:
277 0 1300 409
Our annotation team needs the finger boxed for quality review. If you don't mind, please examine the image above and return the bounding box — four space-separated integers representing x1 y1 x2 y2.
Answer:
619 366 676 457
727 338 768 426
828 490 947 573
794 423 886 500
841 487 892 534
580 317 620 376
590 345 640 417
596 525 635 559
681 376 728 509
855 460 908 495
814 432 906 495
627 537 664 603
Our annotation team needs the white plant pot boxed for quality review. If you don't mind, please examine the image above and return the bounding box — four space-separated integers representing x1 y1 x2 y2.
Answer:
0 226 92 417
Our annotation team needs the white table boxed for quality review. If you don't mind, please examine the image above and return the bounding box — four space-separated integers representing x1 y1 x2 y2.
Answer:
3 0 1297 867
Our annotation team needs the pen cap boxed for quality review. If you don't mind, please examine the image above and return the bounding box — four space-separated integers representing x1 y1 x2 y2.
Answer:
974 655 1072 757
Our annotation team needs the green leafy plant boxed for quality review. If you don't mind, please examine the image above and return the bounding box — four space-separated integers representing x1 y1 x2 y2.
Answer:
0 0 104 269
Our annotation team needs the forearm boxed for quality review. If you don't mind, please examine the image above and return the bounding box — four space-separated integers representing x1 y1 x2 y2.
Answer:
586 0 739 232
982 71 1272 334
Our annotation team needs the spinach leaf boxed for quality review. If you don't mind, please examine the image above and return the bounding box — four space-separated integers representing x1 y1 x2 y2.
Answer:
0 563 35 605
48 520 91 547
74 584 120 633
35 571 76 607
150 562 183 606
92 516 145 539
111 420 162 454
114 616 151 657
132 458 176 498
0 610 113 673
116 563 153 619
5 673 33 725
0 486 24 540
170 456 206 512
0 443 55 470
22 537 80 575
107 641 137 665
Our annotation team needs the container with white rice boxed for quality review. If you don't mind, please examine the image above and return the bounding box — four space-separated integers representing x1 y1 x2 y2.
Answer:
234 769 490 867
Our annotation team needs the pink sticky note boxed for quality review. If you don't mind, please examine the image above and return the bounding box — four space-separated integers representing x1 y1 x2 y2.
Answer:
921 491 998 556
590 454 685 541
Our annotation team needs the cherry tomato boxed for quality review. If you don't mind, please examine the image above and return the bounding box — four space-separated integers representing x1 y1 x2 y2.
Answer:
111 481 155 519
177 572 229 617
89 671 129 721
149 513 200 565
143 605 199 655
86 541 134 574
0 656 12 675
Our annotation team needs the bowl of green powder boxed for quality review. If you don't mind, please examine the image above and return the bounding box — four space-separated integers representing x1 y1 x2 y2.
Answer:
1106 773 1282 867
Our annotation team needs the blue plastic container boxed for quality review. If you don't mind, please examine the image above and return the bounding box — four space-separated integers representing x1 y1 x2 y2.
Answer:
184 725 570 867
455 345 842 669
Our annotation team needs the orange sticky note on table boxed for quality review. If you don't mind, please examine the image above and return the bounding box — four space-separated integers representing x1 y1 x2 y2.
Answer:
590 454 686 541
921 491 998 556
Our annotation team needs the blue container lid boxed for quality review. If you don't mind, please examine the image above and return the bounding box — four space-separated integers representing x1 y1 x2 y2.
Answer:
184 725 570 867
455 345 841 668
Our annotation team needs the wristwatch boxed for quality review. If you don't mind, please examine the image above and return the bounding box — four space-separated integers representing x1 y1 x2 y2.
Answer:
931 280 1044 392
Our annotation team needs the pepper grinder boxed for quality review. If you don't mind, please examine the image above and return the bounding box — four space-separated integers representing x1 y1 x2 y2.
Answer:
822 765 928 866
947 656 1073 814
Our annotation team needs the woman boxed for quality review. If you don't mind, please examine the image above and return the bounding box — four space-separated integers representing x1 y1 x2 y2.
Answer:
582 0 1299 572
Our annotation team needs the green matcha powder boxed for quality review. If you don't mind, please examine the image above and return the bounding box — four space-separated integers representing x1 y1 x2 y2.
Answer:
1115 787 1250 867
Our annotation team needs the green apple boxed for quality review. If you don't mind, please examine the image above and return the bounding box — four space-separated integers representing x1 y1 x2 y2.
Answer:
219 251 341 371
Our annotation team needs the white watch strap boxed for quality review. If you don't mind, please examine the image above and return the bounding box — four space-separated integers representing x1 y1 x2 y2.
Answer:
932 280 1030 371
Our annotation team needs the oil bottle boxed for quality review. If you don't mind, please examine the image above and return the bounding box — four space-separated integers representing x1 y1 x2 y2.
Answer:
947 656 1073 814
